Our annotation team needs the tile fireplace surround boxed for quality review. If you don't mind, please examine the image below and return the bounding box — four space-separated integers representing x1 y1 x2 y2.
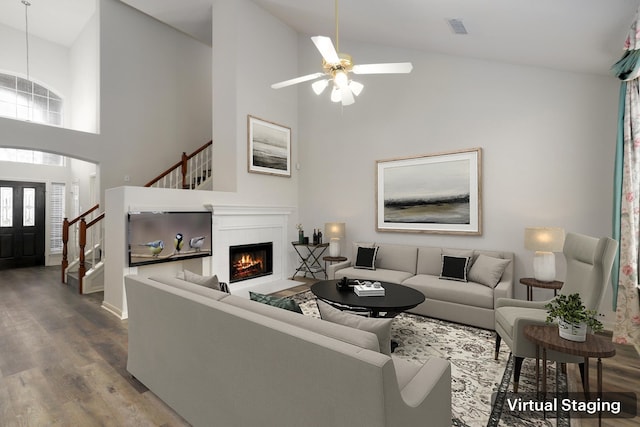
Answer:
209 206 298 298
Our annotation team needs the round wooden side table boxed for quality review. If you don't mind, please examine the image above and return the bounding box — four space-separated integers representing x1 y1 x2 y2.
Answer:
520 277 563 301
523 324 616 404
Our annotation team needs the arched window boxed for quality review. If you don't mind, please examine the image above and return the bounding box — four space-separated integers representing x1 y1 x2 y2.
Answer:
0 72 63 126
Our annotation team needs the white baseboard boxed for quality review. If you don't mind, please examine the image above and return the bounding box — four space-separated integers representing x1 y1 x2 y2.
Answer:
102 300 126 320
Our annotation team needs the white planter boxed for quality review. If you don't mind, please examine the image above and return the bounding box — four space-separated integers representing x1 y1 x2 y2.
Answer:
558 319 587 342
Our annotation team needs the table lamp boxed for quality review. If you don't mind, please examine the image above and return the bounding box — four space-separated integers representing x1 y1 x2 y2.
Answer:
524 227 565 282
324 222 345 257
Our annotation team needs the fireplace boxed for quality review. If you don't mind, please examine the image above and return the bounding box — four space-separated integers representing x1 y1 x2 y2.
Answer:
229 242 273 283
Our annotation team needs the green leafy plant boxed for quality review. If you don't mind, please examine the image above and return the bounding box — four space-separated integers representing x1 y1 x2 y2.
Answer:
545 293 603 333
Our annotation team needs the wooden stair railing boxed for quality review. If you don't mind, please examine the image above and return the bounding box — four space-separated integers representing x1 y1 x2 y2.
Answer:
78 213 105 294
61 204 100 283
145 140 213 189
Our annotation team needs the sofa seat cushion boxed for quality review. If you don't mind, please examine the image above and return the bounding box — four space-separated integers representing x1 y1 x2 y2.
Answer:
222 294 380 353
495 306 548 338
337 266 414 284
402 274 494 309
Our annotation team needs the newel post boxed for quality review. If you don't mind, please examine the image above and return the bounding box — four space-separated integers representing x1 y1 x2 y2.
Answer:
61 217 69 283
78 218 87 294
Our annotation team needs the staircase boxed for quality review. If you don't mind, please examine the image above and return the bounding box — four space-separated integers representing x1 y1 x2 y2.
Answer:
61 140 213 293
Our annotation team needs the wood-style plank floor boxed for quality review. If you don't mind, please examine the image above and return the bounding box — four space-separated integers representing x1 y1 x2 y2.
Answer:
0 266 189 426
1 267 638 426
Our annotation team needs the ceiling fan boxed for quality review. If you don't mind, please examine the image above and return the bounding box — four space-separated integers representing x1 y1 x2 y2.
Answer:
270 0 413 106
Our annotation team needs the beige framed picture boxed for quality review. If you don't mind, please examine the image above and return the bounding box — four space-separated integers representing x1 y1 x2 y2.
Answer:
376 148 482 235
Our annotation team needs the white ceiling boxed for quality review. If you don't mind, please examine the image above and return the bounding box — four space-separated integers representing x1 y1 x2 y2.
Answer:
0 0 96 47
0 1 638 76
122 0 640 76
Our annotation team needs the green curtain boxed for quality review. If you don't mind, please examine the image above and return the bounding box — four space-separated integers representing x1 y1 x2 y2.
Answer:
611 10 640 348
611 15 640 310
612 82 626 310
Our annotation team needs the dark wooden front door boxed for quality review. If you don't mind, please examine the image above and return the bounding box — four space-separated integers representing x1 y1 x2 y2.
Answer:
0 181 46 269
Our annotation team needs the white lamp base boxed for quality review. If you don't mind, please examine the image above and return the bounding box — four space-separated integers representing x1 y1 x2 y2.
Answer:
533 251 556 282
329 238 340 257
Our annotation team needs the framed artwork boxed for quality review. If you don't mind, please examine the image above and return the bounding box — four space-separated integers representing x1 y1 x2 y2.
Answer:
247 115 291 177
376 148 482 235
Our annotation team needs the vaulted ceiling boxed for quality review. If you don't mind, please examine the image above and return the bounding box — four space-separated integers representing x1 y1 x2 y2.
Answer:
122 0 640 76
0 0 638 76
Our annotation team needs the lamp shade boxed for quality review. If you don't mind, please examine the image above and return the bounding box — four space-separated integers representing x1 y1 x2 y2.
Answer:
324 222 345 239
524 227 565 252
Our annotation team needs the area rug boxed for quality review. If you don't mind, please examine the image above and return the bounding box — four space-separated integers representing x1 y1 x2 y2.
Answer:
292 291 565 427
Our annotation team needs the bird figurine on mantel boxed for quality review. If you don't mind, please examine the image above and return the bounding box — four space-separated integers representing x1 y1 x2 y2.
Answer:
139 240 164 257
174 233 184 254
189 236 206 252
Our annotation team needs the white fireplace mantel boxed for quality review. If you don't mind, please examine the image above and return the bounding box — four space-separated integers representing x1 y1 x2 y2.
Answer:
209 205 298 298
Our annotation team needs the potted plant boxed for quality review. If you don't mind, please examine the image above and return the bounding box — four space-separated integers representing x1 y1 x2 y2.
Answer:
545 293 603 342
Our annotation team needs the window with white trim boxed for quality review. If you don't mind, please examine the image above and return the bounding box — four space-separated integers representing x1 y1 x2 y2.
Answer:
0 148 65 166
0 72 63 126
50 183 65 253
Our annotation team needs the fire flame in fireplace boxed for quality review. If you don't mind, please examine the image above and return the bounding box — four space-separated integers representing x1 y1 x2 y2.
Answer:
235 254 263 271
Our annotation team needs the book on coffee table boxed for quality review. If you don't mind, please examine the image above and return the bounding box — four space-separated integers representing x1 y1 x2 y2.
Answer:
354 284 385 297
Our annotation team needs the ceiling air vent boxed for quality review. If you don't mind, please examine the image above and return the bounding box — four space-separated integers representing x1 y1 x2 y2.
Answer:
447 18 468 35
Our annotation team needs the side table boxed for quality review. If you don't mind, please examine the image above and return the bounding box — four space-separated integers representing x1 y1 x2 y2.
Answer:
520 277 563 301
292 242 329 279
524 324 615 405
323 256 347 275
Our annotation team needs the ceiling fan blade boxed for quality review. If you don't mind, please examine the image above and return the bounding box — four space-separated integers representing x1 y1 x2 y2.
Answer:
311 36 340 64
271 72 324 89
352 62 413 74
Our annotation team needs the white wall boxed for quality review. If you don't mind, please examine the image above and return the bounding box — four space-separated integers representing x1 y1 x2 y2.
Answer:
294 37 620 325
98 0 212 195
211 0 299 209
69 11 100 133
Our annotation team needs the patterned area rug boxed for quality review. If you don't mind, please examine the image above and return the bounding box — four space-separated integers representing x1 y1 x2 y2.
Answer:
292 291 565 427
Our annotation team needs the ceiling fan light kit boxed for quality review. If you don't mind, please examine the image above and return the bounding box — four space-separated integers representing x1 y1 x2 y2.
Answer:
270 0 413 106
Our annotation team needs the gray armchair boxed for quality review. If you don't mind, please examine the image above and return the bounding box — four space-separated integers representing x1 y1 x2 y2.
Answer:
494 232 617 392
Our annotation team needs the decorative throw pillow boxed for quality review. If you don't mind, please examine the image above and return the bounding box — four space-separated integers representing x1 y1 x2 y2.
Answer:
442 249 475 272
439 255 470 282
316 300 393 355
178 269 221 290
249 292 303 314
354 246 379 270
468 254 511 288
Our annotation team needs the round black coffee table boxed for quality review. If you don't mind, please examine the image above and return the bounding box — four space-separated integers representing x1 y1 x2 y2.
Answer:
310 279 425 318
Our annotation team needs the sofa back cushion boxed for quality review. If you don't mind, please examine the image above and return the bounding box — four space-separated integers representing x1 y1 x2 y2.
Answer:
416 247 443 276
375 244 418 274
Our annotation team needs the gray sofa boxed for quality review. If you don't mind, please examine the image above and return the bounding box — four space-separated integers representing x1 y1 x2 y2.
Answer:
328 243 514 330
124 274 451 427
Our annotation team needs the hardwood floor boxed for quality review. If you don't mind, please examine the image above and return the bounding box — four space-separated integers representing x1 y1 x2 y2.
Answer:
1 267 638 426
0 266 189 426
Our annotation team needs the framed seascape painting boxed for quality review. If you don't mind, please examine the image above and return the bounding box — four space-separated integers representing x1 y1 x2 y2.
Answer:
376 148 482 235
247 115 291 177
